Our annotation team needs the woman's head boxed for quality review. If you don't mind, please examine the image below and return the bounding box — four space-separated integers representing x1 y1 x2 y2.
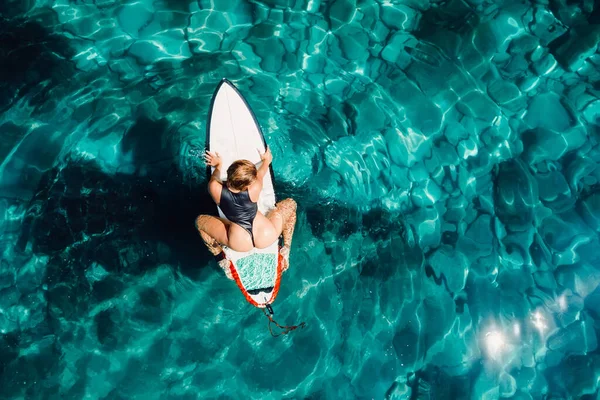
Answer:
226 160 257 191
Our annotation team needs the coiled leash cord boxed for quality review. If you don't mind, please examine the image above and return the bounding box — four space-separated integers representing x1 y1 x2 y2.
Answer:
262 304 306 337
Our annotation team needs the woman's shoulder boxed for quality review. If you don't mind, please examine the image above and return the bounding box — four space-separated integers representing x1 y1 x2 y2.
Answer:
247 182 260 203
208 179 224 203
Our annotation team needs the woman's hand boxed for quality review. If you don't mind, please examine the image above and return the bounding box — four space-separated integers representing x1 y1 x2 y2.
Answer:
258 146 272 166
204 150 222 167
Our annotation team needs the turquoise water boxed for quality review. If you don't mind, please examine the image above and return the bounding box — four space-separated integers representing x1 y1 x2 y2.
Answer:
1 0 600 398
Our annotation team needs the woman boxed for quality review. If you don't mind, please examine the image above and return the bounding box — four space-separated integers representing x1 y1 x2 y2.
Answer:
195 146 297 279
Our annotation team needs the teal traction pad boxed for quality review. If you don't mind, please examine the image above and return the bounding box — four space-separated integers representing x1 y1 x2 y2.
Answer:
234 252 278 291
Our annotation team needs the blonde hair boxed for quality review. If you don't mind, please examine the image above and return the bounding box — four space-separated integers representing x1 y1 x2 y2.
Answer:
226 160 257 191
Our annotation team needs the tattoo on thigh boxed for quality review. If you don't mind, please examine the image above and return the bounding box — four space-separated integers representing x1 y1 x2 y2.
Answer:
196 216 223 256
278 200 297 247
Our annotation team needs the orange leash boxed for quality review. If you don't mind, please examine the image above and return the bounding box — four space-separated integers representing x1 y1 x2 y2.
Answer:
262 307 306 337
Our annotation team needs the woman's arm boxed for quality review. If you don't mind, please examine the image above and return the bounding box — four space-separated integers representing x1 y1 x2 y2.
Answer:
256 146 272 180
209 164 222 183
249 147 272 202
205 151 223 203
256 161 270 181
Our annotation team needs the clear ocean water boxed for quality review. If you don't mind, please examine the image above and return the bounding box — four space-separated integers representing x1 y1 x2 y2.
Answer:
1 0 600 399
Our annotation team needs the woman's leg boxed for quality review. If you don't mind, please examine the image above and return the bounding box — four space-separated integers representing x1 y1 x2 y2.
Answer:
266 198 297 270
195 215 233 279
195 215 229 254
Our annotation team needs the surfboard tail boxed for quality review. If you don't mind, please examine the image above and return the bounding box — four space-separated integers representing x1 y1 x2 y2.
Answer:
228 252 284 308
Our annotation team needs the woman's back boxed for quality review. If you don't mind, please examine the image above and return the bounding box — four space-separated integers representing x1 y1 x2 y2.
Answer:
219 186 258 237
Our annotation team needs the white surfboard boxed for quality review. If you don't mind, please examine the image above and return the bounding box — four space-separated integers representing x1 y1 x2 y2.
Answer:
206 79 283 308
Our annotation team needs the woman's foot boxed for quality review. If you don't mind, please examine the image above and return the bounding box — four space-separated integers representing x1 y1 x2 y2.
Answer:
218 258 234 280
279 245 290 272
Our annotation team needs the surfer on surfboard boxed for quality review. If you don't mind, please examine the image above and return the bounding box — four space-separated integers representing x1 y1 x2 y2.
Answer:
195 147 297 279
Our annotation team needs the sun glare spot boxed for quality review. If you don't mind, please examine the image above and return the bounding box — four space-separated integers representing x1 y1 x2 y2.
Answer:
485 331 506 360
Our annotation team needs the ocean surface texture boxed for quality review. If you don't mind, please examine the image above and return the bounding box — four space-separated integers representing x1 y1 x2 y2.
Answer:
1 0 600 398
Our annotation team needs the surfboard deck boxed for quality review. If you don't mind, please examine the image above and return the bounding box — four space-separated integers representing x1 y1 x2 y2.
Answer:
206 79 282 308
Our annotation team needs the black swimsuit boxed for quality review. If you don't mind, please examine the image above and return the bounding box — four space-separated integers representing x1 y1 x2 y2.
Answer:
219 185 258 245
